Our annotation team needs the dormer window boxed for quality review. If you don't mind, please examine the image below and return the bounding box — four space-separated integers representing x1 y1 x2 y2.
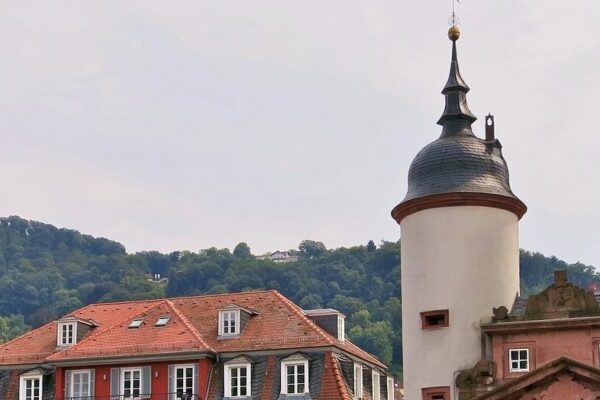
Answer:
353 363 363 399
219 309 240 336
57 322 77 346
280 354 309 395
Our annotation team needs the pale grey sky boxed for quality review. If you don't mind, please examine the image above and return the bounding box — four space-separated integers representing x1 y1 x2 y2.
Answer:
1 1 599 267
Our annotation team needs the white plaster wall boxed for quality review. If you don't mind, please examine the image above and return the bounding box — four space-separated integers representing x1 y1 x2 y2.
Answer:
400 206 520 400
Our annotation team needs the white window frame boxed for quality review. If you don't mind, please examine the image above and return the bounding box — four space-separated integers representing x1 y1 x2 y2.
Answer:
172 364 196 399
121 367 144 399
19 373 43 400
224 360 251 397
57 321 77 346
508 348 529 372
219 309 240 336
353 363 363 399
386 376 394 400
70 369 92 398
281 357 309 395
337 315 345 341
372 370 380 400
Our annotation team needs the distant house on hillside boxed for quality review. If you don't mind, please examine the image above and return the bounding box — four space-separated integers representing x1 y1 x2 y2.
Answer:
0 290 392 400
146 273 169 284
257 250 299 263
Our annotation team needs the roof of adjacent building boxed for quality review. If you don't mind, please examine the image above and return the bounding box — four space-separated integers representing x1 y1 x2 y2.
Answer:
0 290 385 369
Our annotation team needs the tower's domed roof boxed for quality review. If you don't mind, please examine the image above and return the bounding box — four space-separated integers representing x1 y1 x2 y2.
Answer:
392 27 526 223
404 130 516 202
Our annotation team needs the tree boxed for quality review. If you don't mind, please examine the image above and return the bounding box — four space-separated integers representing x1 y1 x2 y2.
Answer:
367 240 376 252
299 240 327 258
233 242 252 258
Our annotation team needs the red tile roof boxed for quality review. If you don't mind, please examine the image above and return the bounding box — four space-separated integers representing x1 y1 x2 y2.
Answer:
0 290 385 369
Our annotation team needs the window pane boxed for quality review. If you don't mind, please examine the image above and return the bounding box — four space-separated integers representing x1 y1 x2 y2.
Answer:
510 350 518 359
297 365 305 374
519 350 528 359
520 361 527 369
288 384 294 393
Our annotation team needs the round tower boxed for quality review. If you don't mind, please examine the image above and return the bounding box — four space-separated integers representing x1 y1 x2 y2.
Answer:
391 27 526 399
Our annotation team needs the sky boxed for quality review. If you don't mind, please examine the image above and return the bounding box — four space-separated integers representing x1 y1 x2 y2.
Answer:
1 1 599 267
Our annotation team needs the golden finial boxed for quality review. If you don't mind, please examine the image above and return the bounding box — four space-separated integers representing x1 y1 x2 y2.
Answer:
448 0 461 41
448 25 460 41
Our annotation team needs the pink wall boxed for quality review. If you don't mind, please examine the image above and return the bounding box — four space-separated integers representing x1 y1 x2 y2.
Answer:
491 326 600 384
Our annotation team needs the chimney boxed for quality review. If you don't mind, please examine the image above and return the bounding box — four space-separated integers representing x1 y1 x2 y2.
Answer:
485 114 495 141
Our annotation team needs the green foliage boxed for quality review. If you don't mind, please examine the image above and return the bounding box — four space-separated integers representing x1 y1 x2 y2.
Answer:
2 216 599 378
0 315 30 343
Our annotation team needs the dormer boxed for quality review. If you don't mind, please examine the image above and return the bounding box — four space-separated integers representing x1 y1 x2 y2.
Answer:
217 304 257 339
304 308 346 341
56 317 96 347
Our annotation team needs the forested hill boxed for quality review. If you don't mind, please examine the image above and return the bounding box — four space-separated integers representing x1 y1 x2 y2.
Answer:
1 215 598 376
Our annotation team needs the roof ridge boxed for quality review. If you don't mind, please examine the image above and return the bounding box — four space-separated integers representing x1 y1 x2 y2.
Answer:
164 299 214 352
271 291 334 345
46 300 168 361
328 352 353 400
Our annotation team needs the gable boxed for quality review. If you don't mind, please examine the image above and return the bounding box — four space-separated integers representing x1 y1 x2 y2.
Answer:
475 357 600 400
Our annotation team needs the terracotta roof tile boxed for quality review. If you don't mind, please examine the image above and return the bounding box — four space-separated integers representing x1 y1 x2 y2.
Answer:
320 352 353 400
0 290 386 370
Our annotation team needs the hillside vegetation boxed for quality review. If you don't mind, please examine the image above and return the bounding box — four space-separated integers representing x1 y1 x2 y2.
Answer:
0 215 598 376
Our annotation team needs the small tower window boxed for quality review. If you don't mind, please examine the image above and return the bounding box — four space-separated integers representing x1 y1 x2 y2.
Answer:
422 387 450 400
420 310 449 329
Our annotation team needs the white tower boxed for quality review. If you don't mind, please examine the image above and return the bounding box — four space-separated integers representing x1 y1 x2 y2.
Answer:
391 26 526 400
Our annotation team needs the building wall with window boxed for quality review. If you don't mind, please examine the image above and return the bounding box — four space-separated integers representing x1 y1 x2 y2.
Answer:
0 290 392 400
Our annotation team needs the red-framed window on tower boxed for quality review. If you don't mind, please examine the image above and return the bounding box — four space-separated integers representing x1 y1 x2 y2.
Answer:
420 309 449 329
422 386 450 400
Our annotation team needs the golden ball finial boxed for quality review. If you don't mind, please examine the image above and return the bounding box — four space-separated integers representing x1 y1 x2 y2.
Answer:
448 25 460 41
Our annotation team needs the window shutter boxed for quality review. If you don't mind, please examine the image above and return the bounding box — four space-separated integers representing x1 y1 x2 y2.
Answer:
142 366 152 398
194 363 200 397
64 370 72 398
90 369 96 397
168 365 175 400
110 368 120 400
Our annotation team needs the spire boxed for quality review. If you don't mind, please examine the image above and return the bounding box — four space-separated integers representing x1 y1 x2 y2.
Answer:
437 25 477 132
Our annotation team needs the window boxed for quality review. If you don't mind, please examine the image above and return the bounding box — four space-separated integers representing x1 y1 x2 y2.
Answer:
509 348 529 372
219 309 240 336
68 369 93 399
122 368 143 399
58 322 77 346
155 316 171 327
420 310 449 329
19 374 43 400
422 387 450 400
353 363 363 399
372 370 380 400
281 357 309 395
386 376 394 400
172 364 195 399
338 315 345 341
224 360 251 397
129 318 144 329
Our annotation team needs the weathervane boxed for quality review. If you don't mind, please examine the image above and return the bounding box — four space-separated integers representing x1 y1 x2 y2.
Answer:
449 0 460 26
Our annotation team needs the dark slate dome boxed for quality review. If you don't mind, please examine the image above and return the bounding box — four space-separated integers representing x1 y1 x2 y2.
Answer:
404 131 517 202
392 27 526 223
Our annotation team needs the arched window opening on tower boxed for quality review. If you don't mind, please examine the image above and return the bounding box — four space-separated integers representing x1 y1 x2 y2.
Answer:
420 310 449 329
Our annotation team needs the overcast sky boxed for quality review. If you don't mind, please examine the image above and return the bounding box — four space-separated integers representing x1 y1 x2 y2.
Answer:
1 1 599 267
